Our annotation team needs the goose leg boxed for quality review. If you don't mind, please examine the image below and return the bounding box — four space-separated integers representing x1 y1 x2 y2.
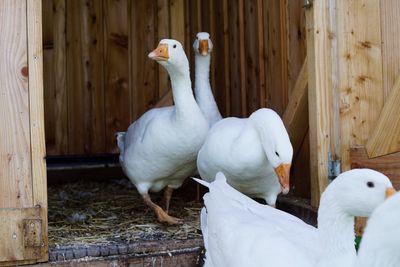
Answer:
163 186 174 214
142 194 182 225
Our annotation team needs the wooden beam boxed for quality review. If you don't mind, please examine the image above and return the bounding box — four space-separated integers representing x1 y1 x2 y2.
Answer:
366 74 400 158
305 1 332 207
283 57 308 156
351 146 400 189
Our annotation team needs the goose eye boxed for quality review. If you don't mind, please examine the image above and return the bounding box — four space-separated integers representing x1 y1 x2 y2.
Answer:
367 181 375 188
173 44 177 48
275 152 279 157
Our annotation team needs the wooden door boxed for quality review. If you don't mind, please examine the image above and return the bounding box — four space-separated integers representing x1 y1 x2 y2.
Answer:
0 0 48 265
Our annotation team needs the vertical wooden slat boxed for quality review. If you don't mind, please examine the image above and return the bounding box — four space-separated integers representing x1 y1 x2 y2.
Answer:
222 0 231 115
279 0 289 109
227 0 242 117
66 0 105 154
130 0 157 119
380 0 400 100
80 0 105 154
157 0 171 104
27 0 48 261
306 0 332 207
104 0 130 152
0 0 32 208
286 0 307 96
53 0 68 155
170 0 185 45
244 0 261 113
238 0 247 117
264 0 284 115
336 0 384 171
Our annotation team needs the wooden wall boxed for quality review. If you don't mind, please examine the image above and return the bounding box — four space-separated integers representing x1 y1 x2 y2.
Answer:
42 0 308 195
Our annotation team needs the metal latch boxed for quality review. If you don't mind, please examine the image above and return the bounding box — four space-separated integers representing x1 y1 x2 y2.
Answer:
23 219 42 247
328 152 341 180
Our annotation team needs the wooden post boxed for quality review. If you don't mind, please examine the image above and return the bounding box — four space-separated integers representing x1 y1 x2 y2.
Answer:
305 0 332 207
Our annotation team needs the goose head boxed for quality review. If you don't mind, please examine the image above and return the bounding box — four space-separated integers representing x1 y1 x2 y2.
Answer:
148 39 189 75
321 169 395 217
193 32 213 56
249 108 293 194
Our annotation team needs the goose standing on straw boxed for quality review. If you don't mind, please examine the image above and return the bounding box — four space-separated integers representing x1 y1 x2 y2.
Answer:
116 39 208 225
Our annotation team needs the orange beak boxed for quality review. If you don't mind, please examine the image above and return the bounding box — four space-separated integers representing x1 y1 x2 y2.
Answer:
385 187 396 199
275 164 291 195
148 43 169 61
199 40 209 56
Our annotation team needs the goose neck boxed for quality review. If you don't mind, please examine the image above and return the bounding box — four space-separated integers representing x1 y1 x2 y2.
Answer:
316 194 356 267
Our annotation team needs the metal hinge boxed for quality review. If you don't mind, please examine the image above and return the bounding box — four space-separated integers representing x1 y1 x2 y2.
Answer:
328 152 341 180
303 0 313 9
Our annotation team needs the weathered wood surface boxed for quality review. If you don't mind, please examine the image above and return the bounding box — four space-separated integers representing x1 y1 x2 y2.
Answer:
366 75 400 158
351 146 400 189
42 0 306 155
0 0 33 209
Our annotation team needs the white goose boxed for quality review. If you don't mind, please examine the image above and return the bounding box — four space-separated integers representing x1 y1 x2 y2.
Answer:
193 32 222 126
197 108 292 206
357 192 400 267
196 169 395 267
116 39 208 225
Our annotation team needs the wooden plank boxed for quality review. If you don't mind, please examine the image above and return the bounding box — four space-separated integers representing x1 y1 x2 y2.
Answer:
27 1 48 262
380 0 400 100
67 0 105 154
41 0 54 47
0 208 45 263
104 0 130 153
170 0 185 45
366 75 400 157
264 0 284 115
305 1 332 207
222 0 231 115
286 0 307 96
291 131 311 199
0 0 33 208
79 0 106 154
43 49 56 154
336 0 384 170
351 146 400 189
244 0 262 113
227 0 242 117
53 0 68 155
279 0 289 110
157 0 171 104
130 0 157 119
283 57 308 156
238 0 247 116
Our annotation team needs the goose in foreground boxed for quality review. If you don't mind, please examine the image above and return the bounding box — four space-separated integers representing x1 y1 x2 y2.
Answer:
197 108 292 206
196 169 395 267
357 191 400 267
193 32 222 127
116 39 209 225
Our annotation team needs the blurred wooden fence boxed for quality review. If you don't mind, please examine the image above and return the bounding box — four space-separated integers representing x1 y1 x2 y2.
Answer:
42 0 306 157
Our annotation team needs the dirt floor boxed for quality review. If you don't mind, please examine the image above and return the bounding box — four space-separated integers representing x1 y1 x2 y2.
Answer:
47 178 203 248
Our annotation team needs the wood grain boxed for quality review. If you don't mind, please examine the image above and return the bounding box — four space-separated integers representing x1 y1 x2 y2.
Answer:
380 0 400 100
366 74 400 157
104 0 130 152
53 0 68 155
130 0 157 120
283 57 308 157
306 1 332 207
0 0 33 208
336 0 384 170
351 146 400 189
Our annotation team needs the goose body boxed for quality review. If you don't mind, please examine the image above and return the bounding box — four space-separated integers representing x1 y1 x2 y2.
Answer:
193 32 222 126
357 192 400 267
197 108 292 205
117 39 208 224
197 169 394 267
